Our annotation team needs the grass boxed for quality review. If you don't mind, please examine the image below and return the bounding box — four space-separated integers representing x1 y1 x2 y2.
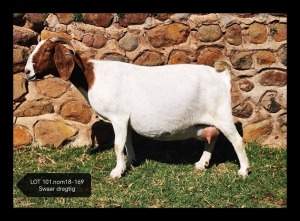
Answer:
13 139 286 208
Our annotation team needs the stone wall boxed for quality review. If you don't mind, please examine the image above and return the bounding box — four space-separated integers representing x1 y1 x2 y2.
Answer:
13 13 287 148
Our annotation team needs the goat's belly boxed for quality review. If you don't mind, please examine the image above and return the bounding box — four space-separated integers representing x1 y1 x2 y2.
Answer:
131 121 201 141
129 101 204 141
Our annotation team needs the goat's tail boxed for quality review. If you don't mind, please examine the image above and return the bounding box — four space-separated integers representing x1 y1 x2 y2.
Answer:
214 60 231 90
214 60 231 72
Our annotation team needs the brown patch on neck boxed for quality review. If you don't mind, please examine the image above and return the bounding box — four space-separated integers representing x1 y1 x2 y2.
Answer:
73 55 95 90
83 58 95 90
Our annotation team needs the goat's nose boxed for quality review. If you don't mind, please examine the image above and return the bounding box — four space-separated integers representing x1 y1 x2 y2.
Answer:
24 69 36 81
24 69 30 75
24 69 30 78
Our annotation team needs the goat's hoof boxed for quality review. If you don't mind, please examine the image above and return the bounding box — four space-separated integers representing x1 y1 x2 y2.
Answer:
194 163 206 171
109 169 123 180
238 167 250 177
195 160 209 171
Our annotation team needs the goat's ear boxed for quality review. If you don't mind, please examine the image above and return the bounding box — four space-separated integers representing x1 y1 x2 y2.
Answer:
73 54 85 72
54 44 75 80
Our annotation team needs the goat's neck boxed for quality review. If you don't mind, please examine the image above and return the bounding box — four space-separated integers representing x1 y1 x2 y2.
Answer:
69 66 90 104
76 85 89 104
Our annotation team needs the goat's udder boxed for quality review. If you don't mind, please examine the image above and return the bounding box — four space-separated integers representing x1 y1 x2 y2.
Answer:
202 127 219 144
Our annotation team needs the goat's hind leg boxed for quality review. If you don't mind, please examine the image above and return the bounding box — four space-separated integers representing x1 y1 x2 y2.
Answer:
195 136 218 170
217 123 250 177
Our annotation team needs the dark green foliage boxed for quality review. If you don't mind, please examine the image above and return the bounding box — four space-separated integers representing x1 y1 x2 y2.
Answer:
116 13 125 19
73 13 83 23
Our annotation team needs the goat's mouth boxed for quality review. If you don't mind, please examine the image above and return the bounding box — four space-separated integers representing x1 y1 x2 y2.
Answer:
26 75 36 81
26 72 46 81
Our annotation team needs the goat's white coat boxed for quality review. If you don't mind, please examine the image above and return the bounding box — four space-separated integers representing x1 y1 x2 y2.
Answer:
87 60 249 179
24 40 250 179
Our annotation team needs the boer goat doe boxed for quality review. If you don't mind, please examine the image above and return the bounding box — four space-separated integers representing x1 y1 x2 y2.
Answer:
24 38 250 179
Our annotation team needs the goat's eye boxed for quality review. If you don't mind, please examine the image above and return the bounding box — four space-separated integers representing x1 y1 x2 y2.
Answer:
44 48 52 54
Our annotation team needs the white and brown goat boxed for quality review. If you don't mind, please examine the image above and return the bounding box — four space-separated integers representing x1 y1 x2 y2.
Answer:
24 38 250 179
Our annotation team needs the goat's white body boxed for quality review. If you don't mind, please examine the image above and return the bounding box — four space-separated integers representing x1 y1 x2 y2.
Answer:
88 60 231 141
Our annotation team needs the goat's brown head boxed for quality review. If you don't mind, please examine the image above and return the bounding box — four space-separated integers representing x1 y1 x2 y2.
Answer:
24 38 78 81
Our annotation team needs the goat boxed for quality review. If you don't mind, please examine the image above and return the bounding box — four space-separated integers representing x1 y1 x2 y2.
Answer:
24 38 250 179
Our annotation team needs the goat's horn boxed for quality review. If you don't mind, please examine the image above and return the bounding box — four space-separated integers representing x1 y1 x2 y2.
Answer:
49 37 75 55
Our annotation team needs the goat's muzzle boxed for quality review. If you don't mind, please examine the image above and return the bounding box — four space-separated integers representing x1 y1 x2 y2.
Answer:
24 69 36 81
26 75 36 81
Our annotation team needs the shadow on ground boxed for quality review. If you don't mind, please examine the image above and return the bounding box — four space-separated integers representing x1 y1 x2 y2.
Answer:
89 120 243 168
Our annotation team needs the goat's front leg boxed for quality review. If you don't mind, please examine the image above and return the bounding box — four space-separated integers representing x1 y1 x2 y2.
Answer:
195 136 218 170
110 120 128 179
125 127 136 169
